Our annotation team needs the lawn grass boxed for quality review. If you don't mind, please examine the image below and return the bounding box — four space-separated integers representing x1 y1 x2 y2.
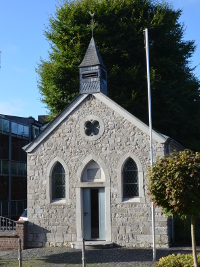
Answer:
0 259 47 267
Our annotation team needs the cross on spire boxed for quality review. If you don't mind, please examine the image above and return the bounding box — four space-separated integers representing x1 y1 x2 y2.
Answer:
87 11 97 38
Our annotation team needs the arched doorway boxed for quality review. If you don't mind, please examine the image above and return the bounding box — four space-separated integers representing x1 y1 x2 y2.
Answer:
82 161 105 240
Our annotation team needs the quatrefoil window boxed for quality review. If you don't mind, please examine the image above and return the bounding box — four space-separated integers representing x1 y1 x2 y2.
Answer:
80 115 104 140
84 120 100 136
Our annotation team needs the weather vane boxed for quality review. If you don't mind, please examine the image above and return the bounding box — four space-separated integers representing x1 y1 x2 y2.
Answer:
87 11 98 37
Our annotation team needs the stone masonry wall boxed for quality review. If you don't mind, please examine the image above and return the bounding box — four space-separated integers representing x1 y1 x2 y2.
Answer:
27 95 170 248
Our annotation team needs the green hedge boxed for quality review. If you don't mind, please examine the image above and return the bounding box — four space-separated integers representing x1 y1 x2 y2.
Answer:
156 253 200 267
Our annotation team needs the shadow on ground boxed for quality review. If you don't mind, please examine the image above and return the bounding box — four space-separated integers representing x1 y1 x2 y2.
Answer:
40 248 183 265
1 247 198 267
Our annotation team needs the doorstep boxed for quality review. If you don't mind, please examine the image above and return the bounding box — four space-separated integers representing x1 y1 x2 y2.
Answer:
71 241 114 249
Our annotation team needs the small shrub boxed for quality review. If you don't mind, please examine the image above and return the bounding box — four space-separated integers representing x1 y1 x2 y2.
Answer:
156 253 200 267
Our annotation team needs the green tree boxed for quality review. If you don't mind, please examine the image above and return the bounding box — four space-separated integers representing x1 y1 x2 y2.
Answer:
147 150 200 267
37 0 200 150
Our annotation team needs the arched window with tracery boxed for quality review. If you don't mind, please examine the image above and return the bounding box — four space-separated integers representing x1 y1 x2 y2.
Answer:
123 158 139 198
52 162 65 200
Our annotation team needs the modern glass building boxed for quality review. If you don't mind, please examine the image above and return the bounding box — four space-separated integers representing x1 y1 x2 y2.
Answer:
0 114 43 219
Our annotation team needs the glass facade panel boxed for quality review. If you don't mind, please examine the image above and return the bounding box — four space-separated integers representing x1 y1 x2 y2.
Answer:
24 126 29 139
17 200 24 214
24 164 27 176
0 119 2 132
3 120 9 133
0 134 9 160
1 201 9 216
52 162 65 199
11 137 29 161
2 160 9 175
18 162 25 176
18 124 23 137
11 161 18 175
11 177 27 200
11 122 18 135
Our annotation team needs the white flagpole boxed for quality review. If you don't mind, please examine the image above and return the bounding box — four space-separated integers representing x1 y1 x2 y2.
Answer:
144 28 156 261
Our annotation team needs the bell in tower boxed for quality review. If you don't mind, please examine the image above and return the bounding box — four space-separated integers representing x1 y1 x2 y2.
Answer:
79 37 107 95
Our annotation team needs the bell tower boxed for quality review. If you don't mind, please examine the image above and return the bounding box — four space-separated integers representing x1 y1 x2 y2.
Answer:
79 38 107 95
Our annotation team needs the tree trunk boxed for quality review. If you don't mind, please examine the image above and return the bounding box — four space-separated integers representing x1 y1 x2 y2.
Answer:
191 216 199 267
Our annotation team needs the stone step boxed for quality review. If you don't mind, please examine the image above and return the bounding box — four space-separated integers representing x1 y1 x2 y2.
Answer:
71 241 114 250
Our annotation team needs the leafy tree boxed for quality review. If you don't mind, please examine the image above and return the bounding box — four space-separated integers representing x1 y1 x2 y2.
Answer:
37 0 200 150
147 150 200 267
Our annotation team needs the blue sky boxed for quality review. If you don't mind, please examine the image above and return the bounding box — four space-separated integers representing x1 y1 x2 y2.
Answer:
0 0 199 121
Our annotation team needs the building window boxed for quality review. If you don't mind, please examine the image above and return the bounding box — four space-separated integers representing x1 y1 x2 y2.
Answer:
52 162 65 200
11 122 29 140
0 119 9 133
123 158 139 198
80 115 104 141
84 120 100 136
32 126 39 139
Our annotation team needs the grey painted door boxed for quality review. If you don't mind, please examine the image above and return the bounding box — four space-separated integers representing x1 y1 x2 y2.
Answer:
83 188 105 240
83 188 91 240
99 188 106 240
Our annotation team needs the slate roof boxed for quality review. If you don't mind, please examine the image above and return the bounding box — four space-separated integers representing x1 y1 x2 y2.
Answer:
79 37 106 69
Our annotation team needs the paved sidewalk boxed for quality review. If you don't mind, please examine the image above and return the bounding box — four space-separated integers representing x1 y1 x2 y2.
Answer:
0 250 16 257
0 246 199 267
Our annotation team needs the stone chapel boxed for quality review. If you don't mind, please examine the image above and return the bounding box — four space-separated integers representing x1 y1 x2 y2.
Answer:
24 37 183 248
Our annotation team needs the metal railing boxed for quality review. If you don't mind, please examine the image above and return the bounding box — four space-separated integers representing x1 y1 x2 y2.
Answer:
0 216 16 232
0 160 27 176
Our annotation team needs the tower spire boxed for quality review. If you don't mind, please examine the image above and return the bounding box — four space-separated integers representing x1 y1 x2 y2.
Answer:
79 23 107 95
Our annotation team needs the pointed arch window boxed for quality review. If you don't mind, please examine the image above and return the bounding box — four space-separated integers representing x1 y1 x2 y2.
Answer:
52 162 65 200
123 158 139 198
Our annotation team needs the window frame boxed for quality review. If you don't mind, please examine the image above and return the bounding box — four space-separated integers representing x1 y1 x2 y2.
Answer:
52 162 66 201
32 125 39 139
117 152 145 203
123 158 139 199
46 157 70 205
80 115 104 141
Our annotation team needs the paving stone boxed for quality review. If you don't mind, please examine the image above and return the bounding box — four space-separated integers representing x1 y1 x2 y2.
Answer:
1 247 199 267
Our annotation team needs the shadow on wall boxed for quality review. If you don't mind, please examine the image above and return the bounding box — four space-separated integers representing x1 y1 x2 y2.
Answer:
167 218 172 246
28 222 50 248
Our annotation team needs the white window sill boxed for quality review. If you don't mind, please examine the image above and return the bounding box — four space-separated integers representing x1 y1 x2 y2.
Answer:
122 197 145 203
51 199 66 205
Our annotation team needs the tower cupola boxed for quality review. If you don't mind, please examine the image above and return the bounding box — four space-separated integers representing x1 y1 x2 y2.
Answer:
79 37 107 95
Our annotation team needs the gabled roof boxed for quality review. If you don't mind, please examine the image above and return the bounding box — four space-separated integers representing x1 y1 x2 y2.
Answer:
24 93 168 153
78 37 106 69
